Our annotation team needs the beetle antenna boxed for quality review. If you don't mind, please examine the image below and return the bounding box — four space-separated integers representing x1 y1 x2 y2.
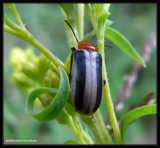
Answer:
64 20 79 43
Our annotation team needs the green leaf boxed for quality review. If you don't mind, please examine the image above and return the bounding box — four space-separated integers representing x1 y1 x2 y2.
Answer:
121 104 156 143
105 27 146 67
98 12 109 38
84 20 113 41
84 30 95 41
56 108 71 125
101 4 110 15
65 102 77 118
25 67 70 122
85 4 92 20
59 4 75 21
94 4 101 19
106 19 113 28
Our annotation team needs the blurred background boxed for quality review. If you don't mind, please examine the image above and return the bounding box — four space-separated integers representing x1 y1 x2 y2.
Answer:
3 4 156 144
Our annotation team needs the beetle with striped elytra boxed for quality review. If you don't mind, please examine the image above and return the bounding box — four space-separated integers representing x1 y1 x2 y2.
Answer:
64 20 105 115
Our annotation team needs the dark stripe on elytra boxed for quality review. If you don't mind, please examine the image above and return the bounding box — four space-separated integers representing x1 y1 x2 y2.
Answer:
74 50 86 111
69 53 74 82
93 53 103 112
70 50 75 74
70 53 73 73
86 104 90 114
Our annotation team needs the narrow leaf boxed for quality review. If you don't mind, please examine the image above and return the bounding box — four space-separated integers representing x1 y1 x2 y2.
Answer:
121 104 156 143
84 30 95 41
59 4 75 20
106 19 113 28
84 19 113 41
25 67 70 122
101 4 110 15
98 12 109 37
105 27 146 67
85 4 92 20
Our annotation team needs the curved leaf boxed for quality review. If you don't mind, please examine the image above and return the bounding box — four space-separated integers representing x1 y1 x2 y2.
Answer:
105 27 146 67
25 67 70 122
121 104 156 143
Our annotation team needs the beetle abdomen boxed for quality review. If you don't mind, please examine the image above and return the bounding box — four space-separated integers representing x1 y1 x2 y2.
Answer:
71 50 103 115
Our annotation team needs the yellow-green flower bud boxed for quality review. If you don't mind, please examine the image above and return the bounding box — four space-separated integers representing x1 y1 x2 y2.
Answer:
10 47 26 71
11 73 39 93
44 69 60 88
21 61 39 80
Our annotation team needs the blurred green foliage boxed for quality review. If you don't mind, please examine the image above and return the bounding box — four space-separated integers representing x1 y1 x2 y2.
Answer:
4 4 156 144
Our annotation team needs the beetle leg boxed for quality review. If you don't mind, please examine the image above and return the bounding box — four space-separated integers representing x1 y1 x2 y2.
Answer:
71 47 76 52
103 80 106 86
68 74 71 83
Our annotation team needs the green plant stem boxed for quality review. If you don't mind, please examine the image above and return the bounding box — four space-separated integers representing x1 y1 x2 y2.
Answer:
75 116 94 144
98 38 122 144
4 6 64 72
4 25 64 71
28 38 64 69
103 70 122 144
77 4 84 41
81 110 113 144
12 5 26 29
4 25 28 41
5 4 26 29
68 116 94 144
5 14 24 32
61 9 77 49
50 63 60 75
95 110 113 144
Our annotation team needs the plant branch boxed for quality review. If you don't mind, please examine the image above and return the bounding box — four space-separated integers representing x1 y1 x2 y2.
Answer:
4 24 64 71
68 116 93 144
115 32 156 112
77 4 84 41
81 110 113 144
4 25 28 41
98 38 122 144
4 4 64 73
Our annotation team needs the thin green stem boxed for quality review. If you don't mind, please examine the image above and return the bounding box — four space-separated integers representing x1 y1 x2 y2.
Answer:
28 38 64 69
5 4 26 29
4 24 64 71
68 116 93 144
98 39 122 144
12 5 27 29
81 110 113 144
4 4 64 72
77 4 84 41
68 121 86 144
86 3 122 143
103 74 122 144
74 116 94 144
95 110 113 144
4 14 28 35
61 8 77 49
4 25 28 41
50 63 60 75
